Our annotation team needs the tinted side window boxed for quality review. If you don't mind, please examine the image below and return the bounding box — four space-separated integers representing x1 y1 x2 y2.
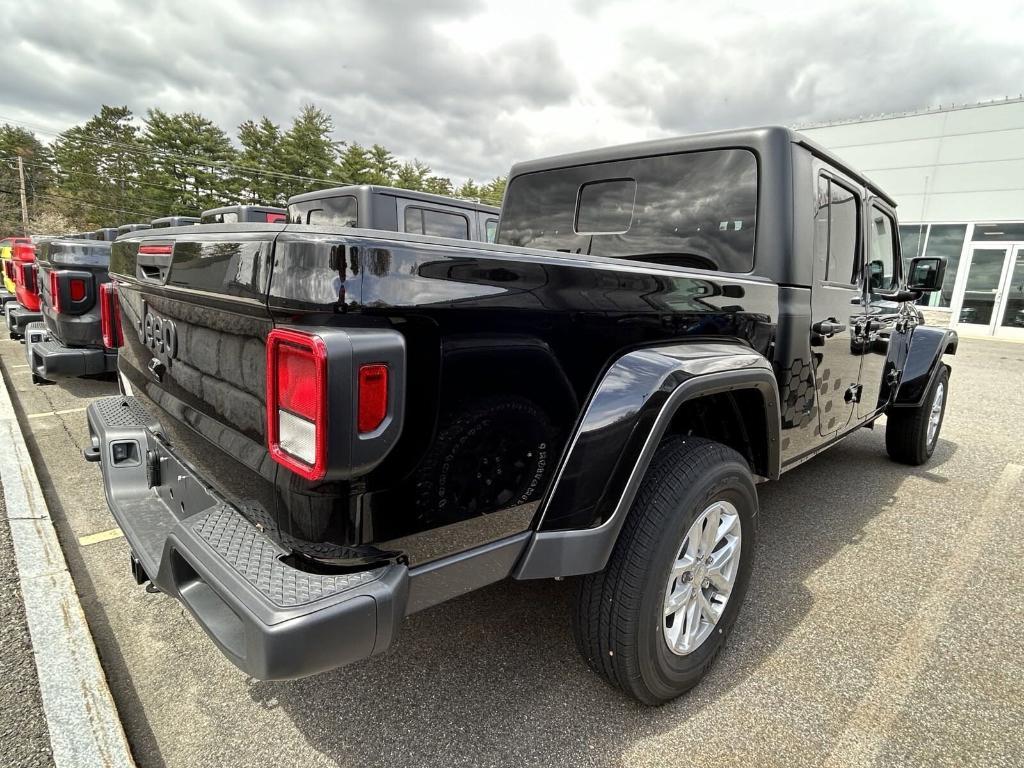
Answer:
867 204 898 292
498 148 757 272
292 196 357 226
404 207 469 240
814 176 860 285
826 179 859 284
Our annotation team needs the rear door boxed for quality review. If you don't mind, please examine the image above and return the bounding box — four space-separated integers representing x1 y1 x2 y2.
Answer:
111 228 281 520
809 169 864 439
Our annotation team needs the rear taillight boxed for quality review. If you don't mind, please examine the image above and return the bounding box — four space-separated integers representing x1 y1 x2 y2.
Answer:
100 282 123 348
358 364 389 433
49 270 61 312
265 213 286 223
266 329 327 480
69 277 87 302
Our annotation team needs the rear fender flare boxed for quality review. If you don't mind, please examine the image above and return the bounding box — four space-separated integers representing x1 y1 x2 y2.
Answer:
514 342 780 580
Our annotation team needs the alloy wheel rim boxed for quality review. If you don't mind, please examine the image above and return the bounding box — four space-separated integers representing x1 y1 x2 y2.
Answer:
663 500 742 656
927 382 945 447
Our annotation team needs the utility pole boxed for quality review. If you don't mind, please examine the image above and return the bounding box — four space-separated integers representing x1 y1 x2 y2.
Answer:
17 155 30 235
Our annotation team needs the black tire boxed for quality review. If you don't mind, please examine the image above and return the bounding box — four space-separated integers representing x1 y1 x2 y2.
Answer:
572 436 758 705
885 365 948 466
413 395 556 527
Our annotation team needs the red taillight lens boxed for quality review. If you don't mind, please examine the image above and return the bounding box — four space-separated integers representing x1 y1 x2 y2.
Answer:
49 270 61 312
266 329 327 480
69 277 87 302
138 243 173 255
358 364 389 433
100 282 123 348
265 212 286 223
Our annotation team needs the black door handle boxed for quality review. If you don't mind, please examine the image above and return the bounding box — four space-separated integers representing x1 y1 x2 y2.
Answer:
812 320 846 337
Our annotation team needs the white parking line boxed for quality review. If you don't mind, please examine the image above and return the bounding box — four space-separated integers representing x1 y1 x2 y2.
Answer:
823 462 1024 768
26 407 87 420
11 363 30 369
78 527 124 546
0 366 135 767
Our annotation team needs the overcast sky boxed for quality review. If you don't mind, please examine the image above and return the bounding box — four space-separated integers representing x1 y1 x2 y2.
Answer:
1 0 1022 183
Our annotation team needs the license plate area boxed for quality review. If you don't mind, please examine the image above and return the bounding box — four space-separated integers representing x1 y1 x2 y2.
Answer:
152 440 218 521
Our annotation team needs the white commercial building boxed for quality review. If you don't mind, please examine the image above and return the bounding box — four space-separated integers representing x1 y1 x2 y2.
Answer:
800 97 1024 339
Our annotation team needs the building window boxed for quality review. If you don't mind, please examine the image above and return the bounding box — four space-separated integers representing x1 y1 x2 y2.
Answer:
972 222 1024 241
898 223 967 309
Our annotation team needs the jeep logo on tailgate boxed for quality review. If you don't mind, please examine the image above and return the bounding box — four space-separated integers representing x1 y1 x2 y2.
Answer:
138 300 178 370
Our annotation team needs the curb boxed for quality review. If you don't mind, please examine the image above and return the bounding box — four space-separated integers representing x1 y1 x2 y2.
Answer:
0 358 135 768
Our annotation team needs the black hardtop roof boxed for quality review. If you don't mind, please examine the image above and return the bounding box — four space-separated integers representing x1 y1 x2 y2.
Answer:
117 223 152 234
37 237 112 266
92 228 120 241
287 184 500 214
201 204 286 217
151 216 200 226
507 125 895 207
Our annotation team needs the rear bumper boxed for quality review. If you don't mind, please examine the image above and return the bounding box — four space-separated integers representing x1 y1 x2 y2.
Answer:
6 304 42 338
84 396 408 679
28 337 117 380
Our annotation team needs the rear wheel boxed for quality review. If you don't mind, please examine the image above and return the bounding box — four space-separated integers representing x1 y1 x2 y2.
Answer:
571 436 757 705
885 366 948 465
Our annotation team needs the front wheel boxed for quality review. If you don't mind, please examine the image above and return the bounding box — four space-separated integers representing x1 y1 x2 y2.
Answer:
885 366 949 465
571 436 757 705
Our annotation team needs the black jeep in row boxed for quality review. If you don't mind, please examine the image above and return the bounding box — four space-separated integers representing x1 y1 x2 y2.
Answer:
84 126 955 703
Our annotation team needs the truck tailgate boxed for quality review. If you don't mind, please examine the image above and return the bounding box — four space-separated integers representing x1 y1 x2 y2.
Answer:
110 227 281 525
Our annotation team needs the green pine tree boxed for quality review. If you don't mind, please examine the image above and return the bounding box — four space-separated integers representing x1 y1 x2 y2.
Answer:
278 105 338 199
143 109 238 215
0 125 55 233
238 117 284 205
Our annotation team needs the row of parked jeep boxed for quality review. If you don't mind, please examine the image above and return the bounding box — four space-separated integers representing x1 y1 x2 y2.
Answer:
1 186 499 384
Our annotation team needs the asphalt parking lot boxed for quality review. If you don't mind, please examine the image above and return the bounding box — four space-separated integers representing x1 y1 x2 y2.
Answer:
1 335 1022 768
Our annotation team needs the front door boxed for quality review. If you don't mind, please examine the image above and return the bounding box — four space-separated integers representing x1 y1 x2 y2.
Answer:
955 245 1024 339
809 172 863 439
857 200 903 419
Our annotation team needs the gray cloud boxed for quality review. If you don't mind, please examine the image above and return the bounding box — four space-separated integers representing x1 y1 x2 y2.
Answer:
601 3 1024 133
0 0 1019 183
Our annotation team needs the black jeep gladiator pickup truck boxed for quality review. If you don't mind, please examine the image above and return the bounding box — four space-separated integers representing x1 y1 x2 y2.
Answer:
84 126 955 704
201 205 288 224
29 238 119 382
287 184 500 242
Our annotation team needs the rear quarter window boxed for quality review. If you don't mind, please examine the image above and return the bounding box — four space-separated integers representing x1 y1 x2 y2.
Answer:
404 207 470 240
498 148 758 273
290 195 357 226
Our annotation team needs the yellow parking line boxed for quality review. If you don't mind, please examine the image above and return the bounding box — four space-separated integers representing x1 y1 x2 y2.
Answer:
27 407 87 420
78 528 124 546
10 363 30 369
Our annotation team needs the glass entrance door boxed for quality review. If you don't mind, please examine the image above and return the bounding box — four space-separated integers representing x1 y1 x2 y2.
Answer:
955 245 1024 338
996 246 1024 339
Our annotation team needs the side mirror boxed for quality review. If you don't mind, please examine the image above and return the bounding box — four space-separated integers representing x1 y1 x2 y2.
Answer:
907 256 945 292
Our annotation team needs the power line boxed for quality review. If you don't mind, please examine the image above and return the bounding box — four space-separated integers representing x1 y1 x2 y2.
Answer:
4 151 503 207
4 155 240 204
0 112 505 206
0 186 160 219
